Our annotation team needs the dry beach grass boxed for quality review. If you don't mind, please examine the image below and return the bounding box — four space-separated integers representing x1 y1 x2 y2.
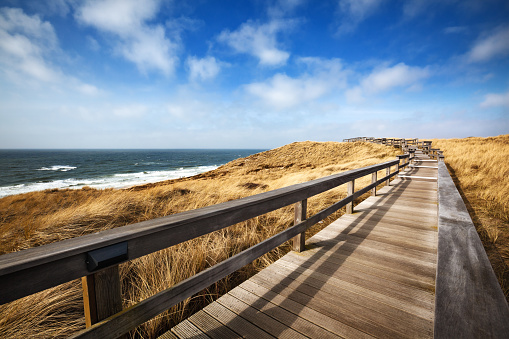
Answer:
0 141 400 338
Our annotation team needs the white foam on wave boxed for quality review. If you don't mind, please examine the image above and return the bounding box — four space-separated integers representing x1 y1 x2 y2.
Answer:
37 165 77 172
0 165 218 198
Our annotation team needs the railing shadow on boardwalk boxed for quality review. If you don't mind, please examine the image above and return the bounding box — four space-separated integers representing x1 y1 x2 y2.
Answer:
221 179 413 337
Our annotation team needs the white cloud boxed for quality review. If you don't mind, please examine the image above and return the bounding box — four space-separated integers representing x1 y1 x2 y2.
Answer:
336 0 383 34
113 104 149 118
218 19 293 66
480 90 509 108
245 58 347 109
361 63 429 93
86 36 100 51
346 63 429 103
467 26 509 63
402 0 429 19
0 8 102 97
76 0 178 76
0 7 60 82
268 0 306 17
444 26 467 34
187 56 221 81
76 83 100 96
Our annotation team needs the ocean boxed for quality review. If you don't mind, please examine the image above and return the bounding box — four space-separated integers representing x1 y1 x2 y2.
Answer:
0 149 265 198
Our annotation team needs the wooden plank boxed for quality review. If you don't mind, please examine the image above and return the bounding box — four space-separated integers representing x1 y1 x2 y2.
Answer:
228 287 342 338
308 228 437 264
263 259 435 311
187 310 240 339
279 250 436 292
342 208 437 225
305 235 437 278
314 225 436 254
203 302 274 339
158 330 179 339
239 280 373 338
249 268 421 338
434 162 509 338
326 215 437 240
216 293 307 339
300 242 436 283
170 320 209 339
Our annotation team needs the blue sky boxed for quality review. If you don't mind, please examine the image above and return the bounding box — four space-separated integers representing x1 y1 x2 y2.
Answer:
0 0 508 149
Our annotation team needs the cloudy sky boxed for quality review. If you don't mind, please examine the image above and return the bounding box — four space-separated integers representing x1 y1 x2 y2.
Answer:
0 0 508 149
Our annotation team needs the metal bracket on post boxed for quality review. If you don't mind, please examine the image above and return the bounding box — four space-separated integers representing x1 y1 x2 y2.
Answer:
292 199 307 252
82 242 127 328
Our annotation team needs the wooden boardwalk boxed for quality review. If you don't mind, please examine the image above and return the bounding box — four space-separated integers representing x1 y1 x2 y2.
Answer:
165 153 439 338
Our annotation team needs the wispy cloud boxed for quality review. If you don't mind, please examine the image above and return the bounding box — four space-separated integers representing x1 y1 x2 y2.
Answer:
467 26 509 63
0 6 99 95
113 104 150 118
267 0 306 17
187 56 221 81
336 0 383 34
75 0 179 76
444 26 467 34
245 57 347 109
480 90 509 108
346 62 429 102
0 7 59 82
218 19 295 66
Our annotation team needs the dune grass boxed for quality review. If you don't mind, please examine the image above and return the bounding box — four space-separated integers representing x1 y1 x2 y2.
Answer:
432 135 509 301
0 141 400 338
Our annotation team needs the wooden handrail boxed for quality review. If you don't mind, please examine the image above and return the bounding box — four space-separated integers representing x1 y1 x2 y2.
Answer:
435 162 509 337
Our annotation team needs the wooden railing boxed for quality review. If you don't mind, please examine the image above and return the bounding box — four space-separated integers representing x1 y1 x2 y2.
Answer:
343 137 444 161
435 161 509 337
0 153 413 338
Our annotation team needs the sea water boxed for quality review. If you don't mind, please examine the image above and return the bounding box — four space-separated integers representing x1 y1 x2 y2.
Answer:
0 149 264 198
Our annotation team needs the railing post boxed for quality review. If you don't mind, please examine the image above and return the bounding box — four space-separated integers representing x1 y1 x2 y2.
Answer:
346 180 354 214
396 157 401 178
371 171 377 196
386 166 391 186
82 265 123 328
292 199 307 252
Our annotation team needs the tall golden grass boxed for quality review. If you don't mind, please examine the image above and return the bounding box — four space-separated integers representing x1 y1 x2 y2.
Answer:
432 135 509 301
0 141 400 338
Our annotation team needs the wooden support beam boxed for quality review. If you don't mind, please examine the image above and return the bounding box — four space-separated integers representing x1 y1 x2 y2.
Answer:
371 172 377 196
292 199 307 253
82 265 123 328
386 166 391 186
346 180 354 214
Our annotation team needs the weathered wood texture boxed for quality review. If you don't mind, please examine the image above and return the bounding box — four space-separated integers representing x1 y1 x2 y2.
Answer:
168 165 439 338
82 266 123 327
434 162 509 338
292 200 307 253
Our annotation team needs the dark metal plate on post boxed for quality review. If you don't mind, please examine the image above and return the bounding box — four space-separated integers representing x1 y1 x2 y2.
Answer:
86 242 128 272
